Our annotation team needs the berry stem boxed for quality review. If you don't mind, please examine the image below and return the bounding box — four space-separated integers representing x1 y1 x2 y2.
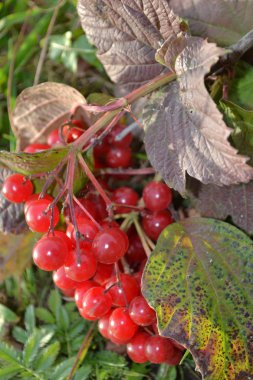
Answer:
73 195 101 229
133 218 152 257
99 168 155 176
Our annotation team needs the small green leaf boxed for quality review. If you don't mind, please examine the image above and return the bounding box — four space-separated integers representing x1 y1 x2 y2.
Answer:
0 365 20 378
35 308 55 324
95 351 127 368
12 327 28 344
0 147 69 175
24 305 35 334
229 62 253 110
73 365 92 380
48 290 62 317
0 304 19 334
52 357 76 380
0 342 21 365
56 306 70 331
35 341 60 371
142 218 253 380
23 330 41 366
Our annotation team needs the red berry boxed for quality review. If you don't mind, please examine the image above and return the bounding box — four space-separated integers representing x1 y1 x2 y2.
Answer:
82 286 112 319
24 144 50 153
64 248 97 282
47 129 62 146
66 217 99 249
53 266 80 290
145 335 175 364
127 332 149 363
141 210 173 241
43 231 73 251
33 236 68 271
98 311 112 339
165 347 183 365
92 227 129 264
105 124 132 148
25 199 59 233
105 146 131 168
63 126 84 143
129 296 156 326
64 198 98 222
143 181 172 212
106 274 140 307
125 232 146 268
24 193 53 214
2 174 33 203
79 308 97 321
61 288 75 297
74 280 98 309
109 307 138 343
112 187 139 214
92 263 115 286
86 193 107 221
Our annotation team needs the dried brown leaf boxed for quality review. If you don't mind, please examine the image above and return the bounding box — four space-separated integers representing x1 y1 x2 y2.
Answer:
13 82 86 151
77 0 184 93
170 0 253 46
143 38 253 193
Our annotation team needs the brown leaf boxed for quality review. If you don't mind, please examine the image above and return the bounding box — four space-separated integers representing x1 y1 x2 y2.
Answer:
170 0 253 46
0 168 27 234
0 232 34 283
191 181 253 235
77 0 184 93
143 38 253 194
13 82 87 151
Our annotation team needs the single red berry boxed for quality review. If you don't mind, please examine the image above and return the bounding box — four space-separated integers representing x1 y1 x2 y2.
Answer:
63 126 84 143
82 286 112 319
74 280 98 309
2 174 33 203
109 307 138 343
98 310 112 339
125 232 146 268
105 124 132 148
66 217 99 249
79 307 97 321
25 198 59 233
145 335 175 364
141 210 173 241
47 129 62 146
61 288 75 297
86 193 107 221
24 143 50 153
165 347 183 365
92 263 115 285
24 193 53 214
33 236 68 271
64 198 98 222
127 332 149 363
112 187 139 214
64 248 97 282
143 181 172 212
92 227 129 264
53 266 81 290
106 273 140 307
129 296 156 326
105 146 132 168
43 230 73 251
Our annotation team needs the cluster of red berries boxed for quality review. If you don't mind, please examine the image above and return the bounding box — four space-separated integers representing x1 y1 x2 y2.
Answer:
2 122 184 365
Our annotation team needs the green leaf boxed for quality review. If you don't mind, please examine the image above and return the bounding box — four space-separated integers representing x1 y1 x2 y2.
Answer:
35 341 60 371
24 305 35 334
229 62 253 110
142 218 253 380
157 364 177 380
35 308 55 324
73 365 92 380
48 289 62 317
0 365 20 378
51 357 76 380
23 329 54 367
0 304 19 335
0 147 69 175
220 99 253 164
56 306 70 331
95 351 127 368
73 35 104 72
0 342 21 365
12 327 28 344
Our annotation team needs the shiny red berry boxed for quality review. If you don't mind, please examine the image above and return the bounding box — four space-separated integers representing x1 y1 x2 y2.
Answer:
25 198 59 233
33 236 68 271
127 332 149 363
2 174 33 203
141 210 173 241
129 296 156 326
64 248 97 282
143 181 172 212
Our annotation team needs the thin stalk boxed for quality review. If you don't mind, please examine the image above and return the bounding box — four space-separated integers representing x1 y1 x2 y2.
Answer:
73 195 101 229
133 218 152 257
99 167 155 176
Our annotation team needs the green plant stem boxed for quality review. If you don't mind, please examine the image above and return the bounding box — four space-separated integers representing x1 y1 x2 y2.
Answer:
67 322 96 380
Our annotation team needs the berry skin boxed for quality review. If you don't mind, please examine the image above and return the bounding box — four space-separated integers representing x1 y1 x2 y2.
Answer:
33 236 68 271
25 198 60 233
141 210 173 241
53 266 81 290
145 335 175 364
106 274 140 307
79 308 97 321
92 227 129 264
109 307 138 343
43 230 73 251
98 311 112 339
129 296 156 326
105 146 132 168
47 129 62 146
64 198 98 222
63 126 84 143
24 144 51 153
165 348 183 365
2 174 33 203
74 280 98 309
92 263 115 286
143 181 172 212
82 286 112 319
112 187 139 214
64 248 97 282
105 124 132 148
127 332 149 363
66 217 99 249
125 232 146 268
24 194 53 214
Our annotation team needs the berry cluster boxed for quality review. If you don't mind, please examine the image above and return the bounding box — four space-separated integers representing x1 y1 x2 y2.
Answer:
2 121 184 366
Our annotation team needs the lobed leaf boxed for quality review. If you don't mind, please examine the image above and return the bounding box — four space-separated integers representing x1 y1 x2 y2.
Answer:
170 0 253 46
12 82 87 151
77 0 184 93
143 38 253 193
142 218 253 379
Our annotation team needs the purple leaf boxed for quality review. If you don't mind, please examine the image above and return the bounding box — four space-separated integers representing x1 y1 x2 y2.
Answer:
143 38 253 193
77 0 184 93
